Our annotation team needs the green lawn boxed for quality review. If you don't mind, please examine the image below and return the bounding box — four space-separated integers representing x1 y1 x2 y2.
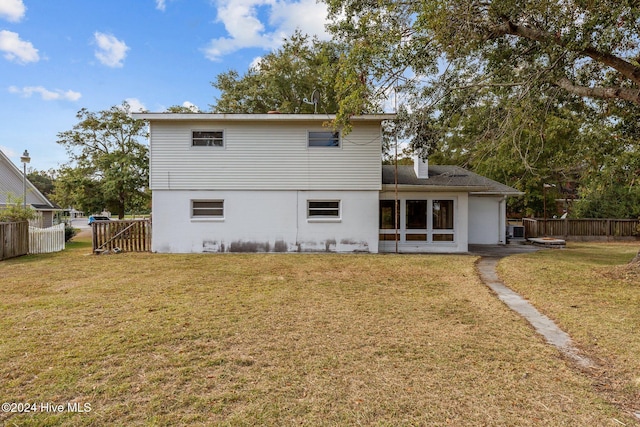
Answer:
0 238 637 426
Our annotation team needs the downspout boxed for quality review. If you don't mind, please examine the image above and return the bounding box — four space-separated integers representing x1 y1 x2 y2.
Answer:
499 196 507 244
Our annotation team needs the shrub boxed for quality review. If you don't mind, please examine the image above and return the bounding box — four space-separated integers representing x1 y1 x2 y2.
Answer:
64 225 79 242
0 194 37 222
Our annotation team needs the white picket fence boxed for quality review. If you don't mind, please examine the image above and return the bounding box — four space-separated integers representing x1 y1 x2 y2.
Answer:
29 223 65 254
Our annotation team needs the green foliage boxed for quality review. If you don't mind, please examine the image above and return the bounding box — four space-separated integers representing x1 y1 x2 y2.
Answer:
324 0 640 217
26 168 56 198
165 105 199 113
573 185 640 219
54 102 149 219
64 225 79 242
211 31 346 114
0 193 37 222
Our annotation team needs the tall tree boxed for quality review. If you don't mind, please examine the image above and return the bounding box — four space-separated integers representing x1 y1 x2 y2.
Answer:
323 0 640 160
54 102 149 218
27 168 56 198
211 31 347 114
324 1 640 115
324 0 640 263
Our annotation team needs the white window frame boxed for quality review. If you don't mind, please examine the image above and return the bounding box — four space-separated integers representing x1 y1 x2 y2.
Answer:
191 130 225 148
307 200 341 222
378 198 456 244
191 199 224 221
307 130 341 148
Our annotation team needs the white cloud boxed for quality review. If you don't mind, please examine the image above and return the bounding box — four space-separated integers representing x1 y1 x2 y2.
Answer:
0 145 17 158
203 0 331 61
249 56 262 70
269 0 330 40
94 32 129 68
8 85 81 101
155 0 166 11
0 0 26 22
181 101 199 112
124 98 146 112
0 30 39 64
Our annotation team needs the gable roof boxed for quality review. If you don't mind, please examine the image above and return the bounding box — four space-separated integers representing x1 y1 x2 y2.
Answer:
382 165 523 195
0 150 59 210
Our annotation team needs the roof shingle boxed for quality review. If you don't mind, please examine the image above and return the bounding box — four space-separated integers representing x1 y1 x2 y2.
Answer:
382 165 522 195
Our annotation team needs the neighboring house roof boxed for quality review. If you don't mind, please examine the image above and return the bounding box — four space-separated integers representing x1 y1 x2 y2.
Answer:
382 165 523 196
0 149 60 210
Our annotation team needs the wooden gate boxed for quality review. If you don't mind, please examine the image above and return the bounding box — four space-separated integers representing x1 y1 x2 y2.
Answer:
0 221 29 260
92 219 151 253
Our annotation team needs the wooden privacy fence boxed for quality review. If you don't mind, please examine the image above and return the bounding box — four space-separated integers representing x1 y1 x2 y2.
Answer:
0 221 29 260
92 219 151 253
523 218 640 240
29 223 65 254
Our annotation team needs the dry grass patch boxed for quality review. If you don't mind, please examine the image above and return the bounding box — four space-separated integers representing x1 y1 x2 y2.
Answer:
0 238 633 425
498 242 640 419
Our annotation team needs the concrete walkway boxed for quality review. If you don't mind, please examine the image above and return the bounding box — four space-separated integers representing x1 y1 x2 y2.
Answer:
473 248 595 369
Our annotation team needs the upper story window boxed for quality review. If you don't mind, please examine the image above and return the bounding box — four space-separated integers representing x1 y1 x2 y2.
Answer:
192 130 224 147
308 131 340 147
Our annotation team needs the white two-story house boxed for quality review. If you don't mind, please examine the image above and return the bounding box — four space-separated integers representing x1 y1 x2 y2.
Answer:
132 113 521 254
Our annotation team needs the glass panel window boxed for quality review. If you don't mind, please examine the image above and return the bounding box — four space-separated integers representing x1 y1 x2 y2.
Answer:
379 233 398 241
406 233 427 241
433 200 454 229
192 200 224 217
379 200 399 229
308 200 340 218
433 234 454 242
308 131 340 147
406 200 427 229
192 130 224 147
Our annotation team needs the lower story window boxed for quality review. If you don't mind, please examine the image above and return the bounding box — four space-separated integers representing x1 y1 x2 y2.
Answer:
379 200 399 229
192 200 224 218
433 200 454 229
432 234 454 242
379 198 455 243
307 200 340 218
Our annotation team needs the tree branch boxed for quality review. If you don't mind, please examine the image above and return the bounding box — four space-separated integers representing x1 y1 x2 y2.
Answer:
492 19 640 87
555 77 640 105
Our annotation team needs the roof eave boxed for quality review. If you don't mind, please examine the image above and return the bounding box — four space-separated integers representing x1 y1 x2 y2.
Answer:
131 113 396 122
470 191 524 196
382 184 495 192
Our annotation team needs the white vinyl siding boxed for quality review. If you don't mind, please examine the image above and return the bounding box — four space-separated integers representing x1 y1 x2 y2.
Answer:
148 120 382 191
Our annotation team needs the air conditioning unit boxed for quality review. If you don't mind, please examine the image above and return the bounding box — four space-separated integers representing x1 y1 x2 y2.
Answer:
507 225 525 239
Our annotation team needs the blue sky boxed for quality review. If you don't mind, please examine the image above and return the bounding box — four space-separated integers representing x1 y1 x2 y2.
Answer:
0 0 331 170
